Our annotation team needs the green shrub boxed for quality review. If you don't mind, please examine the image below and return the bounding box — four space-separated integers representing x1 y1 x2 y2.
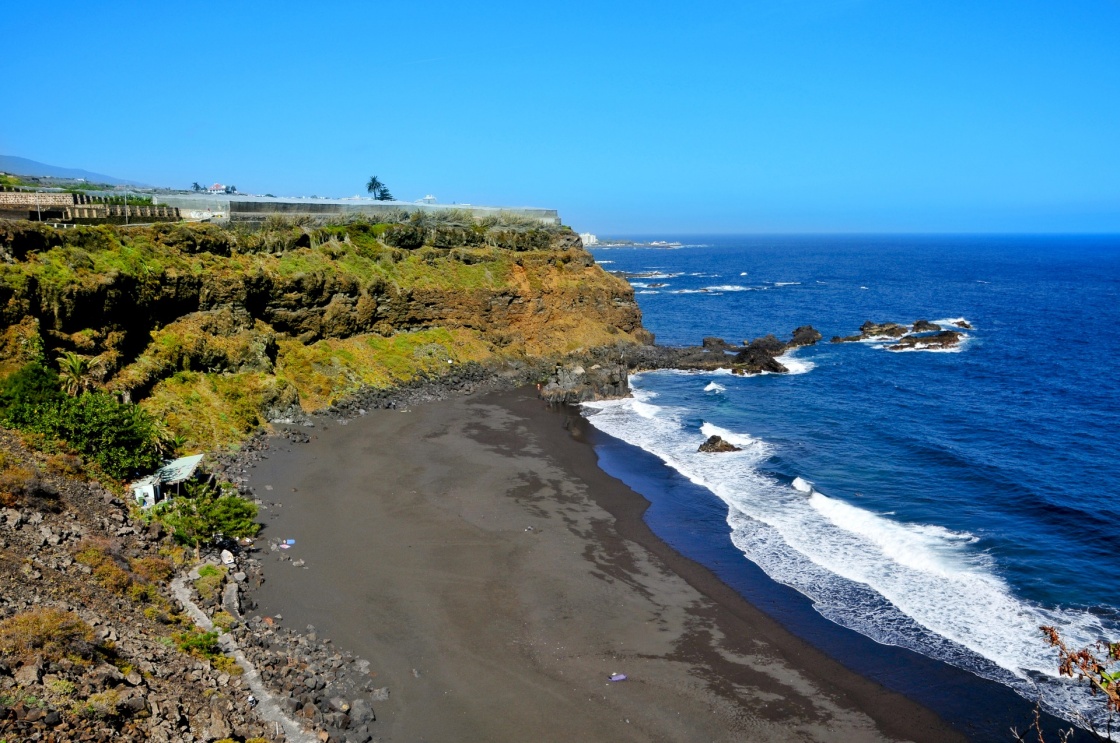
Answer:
194 563 227 601
0 364 162 480
73 689 120 718
0 362 64 412
155 481 258 549
130 556 173 583
173 628 220 657
0 608 95 662
0 463 56 508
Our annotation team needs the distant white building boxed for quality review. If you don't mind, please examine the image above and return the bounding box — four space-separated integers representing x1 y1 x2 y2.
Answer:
579 232 598 246
207 183 226 194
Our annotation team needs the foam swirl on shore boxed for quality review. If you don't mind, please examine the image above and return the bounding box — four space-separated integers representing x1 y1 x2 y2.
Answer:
582 374 1114 727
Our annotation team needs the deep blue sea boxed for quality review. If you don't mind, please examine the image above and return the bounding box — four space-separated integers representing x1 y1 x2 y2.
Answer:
585 234 1120 729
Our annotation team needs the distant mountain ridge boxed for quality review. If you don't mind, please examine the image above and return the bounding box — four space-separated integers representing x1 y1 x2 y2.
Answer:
0 155 146 187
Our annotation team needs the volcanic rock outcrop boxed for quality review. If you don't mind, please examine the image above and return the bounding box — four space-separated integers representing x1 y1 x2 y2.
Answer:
698 435 741 453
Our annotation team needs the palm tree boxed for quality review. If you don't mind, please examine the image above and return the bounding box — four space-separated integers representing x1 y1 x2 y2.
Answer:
191 182 203 192
56 352 101 396
366 176 384 197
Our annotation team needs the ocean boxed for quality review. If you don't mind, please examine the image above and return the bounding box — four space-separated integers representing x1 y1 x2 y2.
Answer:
584 234 1120 731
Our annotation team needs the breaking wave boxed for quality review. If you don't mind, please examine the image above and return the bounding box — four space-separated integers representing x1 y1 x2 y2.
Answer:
582 375 1114 727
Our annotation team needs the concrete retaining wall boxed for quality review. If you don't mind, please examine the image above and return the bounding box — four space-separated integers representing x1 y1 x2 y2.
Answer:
153 194 561 225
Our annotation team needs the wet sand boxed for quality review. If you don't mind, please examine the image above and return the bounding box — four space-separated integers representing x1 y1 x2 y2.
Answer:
246 387 964 742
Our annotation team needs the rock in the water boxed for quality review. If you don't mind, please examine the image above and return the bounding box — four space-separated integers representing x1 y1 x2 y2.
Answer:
911 319 941 332
698 435 741 453
888 330 963 351
743 334 786 355
859 320 909 338
788 325 822 347
733 346 788 374
952 319 972 329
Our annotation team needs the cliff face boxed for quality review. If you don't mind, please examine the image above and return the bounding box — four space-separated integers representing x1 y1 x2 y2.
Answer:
0 220 650 448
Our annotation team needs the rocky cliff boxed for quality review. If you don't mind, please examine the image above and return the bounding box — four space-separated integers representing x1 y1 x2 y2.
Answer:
0 218 651 449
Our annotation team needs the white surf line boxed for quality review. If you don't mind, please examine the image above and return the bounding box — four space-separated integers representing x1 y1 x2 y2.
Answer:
171 563 317 743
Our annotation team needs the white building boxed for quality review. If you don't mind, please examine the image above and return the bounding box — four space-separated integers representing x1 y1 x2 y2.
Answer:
130 454 204 508
579 232 598 246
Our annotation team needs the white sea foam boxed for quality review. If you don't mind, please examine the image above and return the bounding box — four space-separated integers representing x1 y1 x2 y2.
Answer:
886 342 965 354
597 260 614 264
699 422 760 449
775 351 815 375
629 282 649 288
792 476 813 493
774 281 801 287
740 271 749 276
705 285 752 292
933 317 974 329
703 382 725 393
581 374 1114 726
860 286 869 290
637 290 660 295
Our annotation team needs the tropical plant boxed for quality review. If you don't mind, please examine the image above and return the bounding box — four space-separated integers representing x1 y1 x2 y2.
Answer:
366 175 393 200
56 352 101 396
0 363 163 479
191 182 203 192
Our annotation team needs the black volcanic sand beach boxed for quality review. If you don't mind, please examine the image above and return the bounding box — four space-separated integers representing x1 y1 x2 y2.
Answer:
245 387 1037 742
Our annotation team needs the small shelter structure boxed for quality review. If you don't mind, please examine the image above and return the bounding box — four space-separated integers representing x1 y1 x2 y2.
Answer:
130 454 205 508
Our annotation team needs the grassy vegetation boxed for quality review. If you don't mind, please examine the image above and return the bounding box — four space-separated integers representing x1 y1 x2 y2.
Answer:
0 217 642 453
277 327 494 409
0 608 95 662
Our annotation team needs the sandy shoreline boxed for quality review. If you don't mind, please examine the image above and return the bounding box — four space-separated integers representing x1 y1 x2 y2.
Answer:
244 386 964 742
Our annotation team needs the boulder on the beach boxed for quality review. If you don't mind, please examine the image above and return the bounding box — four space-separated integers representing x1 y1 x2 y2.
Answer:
698 435 741 453
911 320 941 333
539 361 629 405
788 325 822 347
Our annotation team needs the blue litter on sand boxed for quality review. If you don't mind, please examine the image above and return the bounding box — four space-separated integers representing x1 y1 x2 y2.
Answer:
286 539 296 545
609 673 627 682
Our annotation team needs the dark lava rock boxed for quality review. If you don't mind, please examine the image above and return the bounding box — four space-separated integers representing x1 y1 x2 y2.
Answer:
788 325 822 347
912 319 941 332
698 435 741 453
888 330 963 351
743 334 786 355
952 319 972 329
702 337 731 350
859 320 909 338
539 361 629 405
733 346 788 374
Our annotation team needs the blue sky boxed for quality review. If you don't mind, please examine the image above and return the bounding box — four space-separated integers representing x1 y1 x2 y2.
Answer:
3 1 1118 233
